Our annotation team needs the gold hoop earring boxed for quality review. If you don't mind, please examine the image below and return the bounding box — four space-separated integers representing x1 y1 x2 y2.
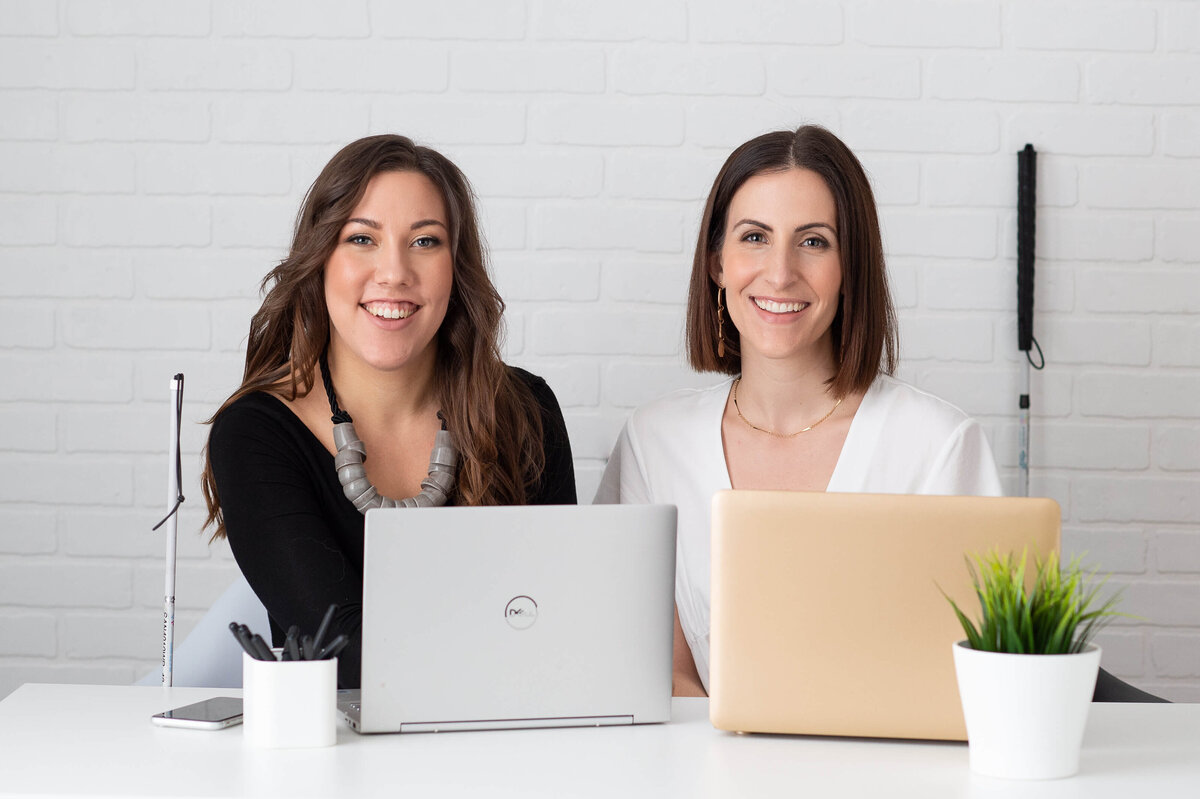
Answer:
716 286 726 359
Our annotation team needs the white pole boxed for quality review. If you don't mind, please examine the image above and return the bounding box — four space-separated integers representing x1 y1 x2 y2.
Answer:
1018 360 1031 498
161 375 182 687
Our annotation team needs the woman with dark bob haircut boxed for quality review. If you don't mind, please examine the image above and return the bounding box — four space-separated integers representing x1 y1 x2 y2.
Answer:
204 134 576 688
596 125 1001 696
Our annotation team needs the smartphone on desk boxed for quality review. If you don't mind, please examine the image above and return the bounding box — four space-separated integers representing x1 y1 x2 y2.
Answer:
151 697 243 730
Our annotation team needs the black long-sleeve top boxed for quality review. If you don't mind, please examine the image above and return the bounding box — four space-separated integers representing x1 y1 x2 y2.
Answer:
209 367 577 688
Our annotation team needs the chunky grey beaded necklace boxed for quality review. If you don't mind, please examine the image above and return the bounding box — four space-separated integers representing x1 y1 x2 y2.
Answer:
320 352 457 512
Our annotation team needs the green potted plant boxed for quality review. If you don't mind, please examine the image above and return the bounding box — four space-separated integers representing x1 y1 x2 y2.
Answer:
946 549 1123 780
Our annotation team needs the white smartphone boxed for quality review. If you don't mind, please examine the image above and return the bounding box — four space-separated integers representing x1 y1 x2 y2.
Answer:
151 697 243 730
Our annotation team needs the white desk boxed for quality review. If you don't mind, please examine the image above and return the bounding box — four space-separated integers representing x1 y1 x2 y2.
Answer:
0 684 1196 798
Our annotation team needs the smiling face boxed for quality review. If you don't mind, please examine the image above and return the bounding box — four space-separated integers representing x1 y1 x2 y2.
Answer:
324 170 454 374
712 167 842 370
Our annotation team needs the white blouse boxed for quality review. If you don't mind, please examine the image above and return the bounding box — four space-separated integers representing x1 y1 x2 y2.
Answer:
593 374 1003 693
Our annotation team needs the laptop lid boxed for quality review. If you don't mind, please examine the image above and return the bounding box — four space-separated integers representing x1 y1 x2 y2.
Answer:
355 504 676 733
709 490 1060 741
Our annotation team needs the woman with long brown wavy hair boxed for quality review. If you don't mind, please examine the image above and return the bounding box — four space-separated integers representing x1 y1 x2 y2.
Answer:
203 134 576 688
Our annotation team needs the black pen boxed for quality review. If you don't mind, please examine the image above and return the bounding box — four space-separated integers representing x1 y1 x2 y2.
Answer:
316 634 348 661
284 625 301 662
312 603 338 654
238 624 260 658
301 634 315 661
229 622 263 660
250 632 277 661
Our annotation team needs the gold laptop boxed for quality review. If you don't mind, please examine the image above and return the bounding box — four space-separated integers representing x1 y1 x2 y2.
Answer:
709 490 1060 741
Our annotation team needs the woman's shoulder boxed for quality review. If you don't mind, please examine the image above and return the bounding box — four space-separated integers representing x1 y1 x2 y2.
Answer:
853 374 1000 496
866 374 976 434
215 390 290 421
626 378 733 437
635 378 733 416
210 391 306 445
506 364 549 393
504 364 560 413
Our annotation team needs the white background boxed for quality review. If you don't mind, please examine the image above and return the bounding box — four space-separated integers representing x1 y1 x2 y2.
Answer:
0 0 1197 701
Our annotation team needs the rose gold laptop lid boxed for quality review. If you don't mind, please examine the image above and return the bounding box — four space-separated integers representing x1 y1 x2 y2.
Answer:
709 490 1060 741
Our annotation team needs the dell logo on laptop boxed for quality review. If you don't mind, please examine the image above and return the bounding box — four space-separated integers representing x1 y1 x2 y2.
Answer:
505 595 538 630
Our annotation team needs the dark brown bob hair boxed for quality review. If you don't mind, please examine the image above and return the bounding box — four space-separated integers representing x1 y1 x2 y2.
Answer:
202 134 544 539
685 125 897 398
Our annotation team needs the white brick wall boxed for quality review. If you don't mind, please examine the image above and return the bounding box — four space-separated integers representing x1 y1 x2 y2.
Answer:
1 0 1197 702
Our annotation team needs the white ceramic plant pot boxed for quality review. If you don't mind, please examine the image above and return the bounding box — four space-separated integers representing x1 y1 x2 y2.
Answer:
953 641 1101 780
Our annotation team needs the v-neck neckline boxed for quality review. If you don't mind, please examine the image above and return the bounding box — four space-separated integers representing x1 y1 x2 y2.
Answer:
714 376 883 492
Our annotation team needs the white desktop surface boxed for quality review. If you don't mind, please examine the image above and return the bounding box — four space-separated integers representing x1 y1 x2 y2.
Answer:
0 684 1197 798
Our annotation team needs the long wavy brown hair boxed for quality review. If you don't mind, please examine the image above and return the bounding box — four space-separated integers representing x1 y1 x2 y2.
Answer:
686 125 897 398
202 134 545 539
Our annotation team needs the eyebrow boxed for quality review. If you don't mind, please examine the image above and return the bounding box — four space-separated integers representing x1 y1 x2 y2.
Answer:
732 218 837 236
345 217 448 231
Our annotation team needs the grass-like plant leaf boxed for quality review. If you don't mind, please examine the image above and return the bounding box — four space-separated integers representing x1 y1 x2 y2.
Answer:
944 549 1124 655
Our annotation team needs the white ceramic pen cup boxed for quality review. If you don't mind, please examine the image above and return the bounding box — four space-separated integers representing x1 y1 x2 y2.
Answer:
242 651 337 749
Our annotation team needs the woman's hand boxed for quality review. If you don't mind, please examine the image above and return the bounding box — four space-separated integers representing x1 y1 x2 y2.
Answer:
673 606 708 697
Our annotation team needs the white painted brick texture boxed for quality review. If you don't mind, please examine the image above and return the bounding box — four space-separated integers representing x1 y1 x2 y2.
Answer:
0 0 57 37
372 0 527 41
65 1 210 37
690 1 841 45
0 0 1196 703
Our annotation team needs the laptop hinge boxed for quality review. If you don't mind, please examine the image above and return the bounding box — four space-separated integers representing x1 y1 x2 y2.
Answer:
399 714 634 733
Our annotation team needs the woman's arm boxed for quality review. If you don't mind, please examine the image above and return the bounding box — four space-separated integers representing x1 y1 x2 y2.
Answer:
593 419 652 505
673 606 707 697
593 417 706 693
209 397 365 688
921 418 1004 497
522 370 578 505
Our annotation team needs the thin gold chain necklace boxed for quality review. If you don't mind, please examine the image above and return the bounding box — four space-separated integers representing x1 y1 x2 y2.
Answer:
731 377 843 438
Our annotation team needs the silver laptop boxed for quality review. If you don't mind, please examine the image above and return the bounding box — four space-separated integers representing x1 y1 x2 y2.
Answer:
341 504 677 733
